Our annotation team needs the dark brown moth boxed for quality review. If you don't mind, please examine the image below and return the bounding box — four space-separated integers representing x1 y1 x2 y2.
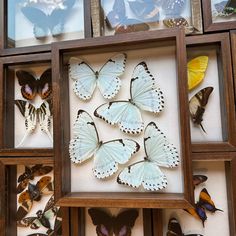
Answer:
189 87 214 133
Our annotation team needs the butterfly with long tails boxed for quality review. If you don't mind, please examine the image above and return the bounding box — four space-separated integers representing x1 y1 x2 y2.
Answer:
18 195 58 231
15 99 53 147
17 165 53 194
88 208 139 236
117 122 179 191
69 53 127 100
105 0 150 34
21 0 76 39
187 56 209 91
184 188 223 227
16 69 52 101
167 217 203 236
189 87 213 133
94 62 164 135
16 176 54 221
69 110 140 179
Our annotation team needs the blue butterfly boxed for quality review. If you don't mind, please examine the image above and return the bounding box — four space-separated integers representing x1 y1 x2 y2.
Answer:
69 110 140 179
94 62 164 135
117 122 179 191
69 53 127 100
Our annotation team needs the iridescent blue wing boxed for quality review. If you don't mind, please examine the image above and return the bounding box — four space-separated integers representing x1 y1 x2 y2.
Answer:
69 110 99 163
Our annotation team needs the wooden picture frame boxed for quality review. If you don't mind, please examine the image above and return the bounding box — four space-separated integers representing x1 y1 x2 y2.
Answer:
186 33 236 153
0 0 92 56
230 30 236 104
90 0 203 37
0 53 53 155
52 29 194 209
202 0 236 32
152 153 236 236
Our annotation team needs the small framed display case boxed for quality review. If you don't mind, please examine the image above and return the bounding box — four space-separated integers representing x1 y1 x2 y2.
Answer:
90 0 203 37
0 0 91 56
0 53 53 156
154 153 236 236
0 157 65 236
186 33 236 153
202 0 236 32
71 208 153 236
52 29 194 209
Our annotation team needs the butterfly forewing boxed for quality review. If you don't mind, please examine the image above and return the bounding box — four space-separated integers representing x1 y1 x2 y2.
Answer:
69 110 99 163
37 68 52 99
93 139 139 178
167 218 183 236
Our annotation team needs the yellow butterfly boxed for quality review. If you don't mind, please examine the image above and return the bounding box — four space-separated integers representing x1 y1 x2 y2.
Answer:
188 56 209 90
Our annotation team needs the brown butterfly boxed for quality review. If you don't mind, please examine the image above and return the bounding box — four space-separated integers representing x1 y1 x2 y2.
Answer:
17 68 52 100
16 176 54 221
193 175 207 187
167 217 203 236
189 87 214 133
17 165 53 194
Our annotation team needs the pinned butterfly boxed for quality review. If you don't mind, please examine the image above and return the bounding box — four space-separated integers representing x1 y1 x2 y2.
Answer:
69 110 139 179
88 208 139 236
69 53 127 100
117 122 179 191
94 62 164 135
15 99 53 147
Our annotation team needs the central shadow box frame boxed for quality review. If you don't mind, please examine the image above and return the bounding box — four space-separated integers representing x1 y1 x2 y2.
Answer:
186 33 236 153
52 29 194 209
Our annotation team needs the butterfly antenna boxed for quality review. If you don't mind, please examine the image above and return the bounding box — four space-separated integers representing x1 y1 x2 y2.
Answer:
200 123 207 133
16 131 30 148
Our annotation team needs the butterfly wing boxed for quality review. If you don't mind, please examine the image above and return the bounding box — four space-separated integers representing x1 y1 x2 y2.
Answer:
193 175 208 187
17 190 33 220
187 56 209 90
167 218 183 236
94 101 144 134
97 53 126 99
36 176 54 195
131 62 164 113
37 68 52 99
144 122 179 167
93 139 139 179
16 70 38 100
69 110 99 163
31 164 53 177
114 209 139 236
17 179 30 194
117 161 167 190
21 6 48 38
69 57 97 100
17 216 38 228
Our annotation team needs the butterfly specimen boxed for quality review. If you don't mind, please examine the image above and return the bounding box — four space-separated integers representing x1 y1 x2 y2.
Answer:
15 99 53 147
193 175 207 187
69 53 127 100
16 69 52 100
187 56 209 91
189 87 213 133
21 0 75 39
69 110 140 179
162 0 186 17
94 62 164 135
184 188 223 226
16 176 54 221
105 0 150 34
88 208 139 236
18 195 58 231
17 164 53 194
117 122 179 191
167 217 203 236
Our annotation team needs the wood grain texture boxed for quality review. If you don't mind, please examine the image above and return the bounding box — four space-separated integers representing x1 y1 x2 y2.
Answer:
152 209 163 236
0 162 6 236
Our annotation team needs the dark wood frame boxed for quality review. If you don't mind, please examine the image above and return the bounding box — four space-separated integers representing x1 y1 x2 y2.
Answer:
0 53 53 155
230 30 236 105
202 0 236 32
90 0 203 37
0 0 92 56
52 28 194 209
186 33 236 153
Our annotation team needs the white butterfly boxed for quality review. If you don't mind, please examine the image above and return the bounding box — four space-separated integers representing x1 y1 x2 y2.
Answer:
69 110 140 179
117 122 179 191
15 99 53 147
94 62 164 135
69 53 127 100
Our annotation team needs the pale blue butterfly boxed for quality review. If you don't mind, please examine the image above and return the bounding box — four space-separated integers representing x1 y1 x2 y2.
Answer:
69 110 140 179
117 122 179 191
94 62 164 135
69 53 127 100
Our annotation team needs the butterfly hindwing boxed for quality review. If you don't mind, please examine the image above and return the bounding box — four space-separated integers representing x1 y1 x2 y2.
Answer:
167 218 183 236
